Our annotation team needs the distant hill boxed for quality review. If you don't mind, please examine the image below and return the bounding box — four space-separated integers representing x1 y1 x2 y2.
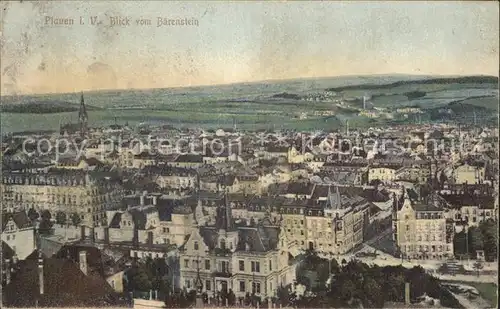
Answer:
1 100 101 114
272 92 301 100
424 96 498 124
325 76 498 92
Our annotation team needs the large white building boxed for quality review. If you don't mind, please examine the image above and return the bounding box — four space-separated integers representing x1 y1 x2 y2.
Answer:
178 197 297 300
392 192 454 260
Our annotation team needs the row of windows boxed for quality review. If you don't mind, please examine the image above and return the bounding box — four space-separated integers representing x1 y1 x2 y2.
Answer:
183 279 262 294
402 245 451 252
238 260 263 272
183 259 265 274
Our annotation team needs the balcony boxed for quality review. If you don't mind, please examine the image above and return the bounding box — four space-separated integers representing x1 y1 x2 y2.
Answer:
213 248 232 256
212 271 232 278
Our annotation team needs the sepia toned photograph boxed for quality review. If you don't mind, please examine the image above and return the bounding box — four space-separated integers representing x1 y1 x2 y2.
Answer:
0 1 498 309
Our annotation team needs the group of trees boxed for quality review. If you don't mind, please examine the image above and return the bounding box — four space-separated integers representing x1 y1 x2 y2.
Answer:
286 250 461 308
126 257 170 294
26 208 83 233
453 219 498 261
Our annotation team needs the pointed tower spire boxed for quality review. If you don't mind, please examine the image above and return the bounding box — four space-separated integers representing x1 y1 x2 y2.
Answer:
78 91 88 137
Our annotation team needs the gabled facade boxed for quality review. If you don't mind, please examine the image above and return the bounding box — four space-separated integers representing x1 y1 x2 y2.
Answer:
1 211 35 260
393 193 454 260
178 199 296 299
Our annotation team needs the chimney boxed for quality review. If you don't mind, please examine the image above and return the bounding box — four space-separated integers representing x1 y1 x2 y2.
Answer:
147 231 153 247
104 227 110 244
38 252 44 295
5 259 11 285
79 250 88 276
405 282 410 305
80 225 86 240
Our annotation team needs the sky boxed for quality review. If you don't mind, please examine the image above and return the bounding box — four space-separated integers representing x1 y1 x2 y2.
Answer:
1 1 499 95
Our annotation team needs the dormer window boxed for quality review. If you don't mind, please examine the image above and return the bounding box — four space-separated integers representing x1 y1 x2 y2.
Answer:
220 239 226 250
194 241 199 251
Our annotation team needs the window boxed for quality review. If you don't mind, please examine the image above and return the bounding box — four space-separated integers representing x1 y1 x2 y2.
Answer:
269 260 272 271
194 241 199 250
184 259 189 268
220 239 226 249
221 261 229 273
239 281 246 292
239 260 245 271
205 260 210 270
6 235 10 241
205 280 211 291
185 279 191 289
406 225 410 231
251 261 260 273
252 282 261 294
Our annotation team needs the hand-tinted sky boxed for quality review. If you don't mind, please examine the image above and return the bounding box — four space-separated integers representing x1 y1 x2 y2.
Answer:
1 1 498 95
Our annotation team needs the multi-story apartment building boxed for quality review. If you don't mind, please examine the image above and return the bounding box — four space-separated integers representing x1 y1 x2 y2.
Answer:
1 168 124 227
439 192 496 228
178 198 296 300
368 167 396 183
369 158 429 184
142 166 197 189
269 185 371 256
453 163 486 185
392 192 454 260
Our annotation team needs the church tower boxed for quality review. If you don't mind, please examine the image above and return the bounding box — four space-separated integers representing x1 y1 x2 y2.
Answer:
78 92 88 137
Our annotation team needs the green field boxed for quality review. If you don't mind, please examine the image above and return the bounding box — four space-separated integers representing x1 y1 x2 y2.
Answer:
2 75 498 133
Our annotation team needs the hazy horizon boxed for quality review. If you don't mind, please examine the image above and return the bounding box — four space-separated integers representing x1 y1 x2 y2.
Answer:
1 1 499 95
3 73 498 98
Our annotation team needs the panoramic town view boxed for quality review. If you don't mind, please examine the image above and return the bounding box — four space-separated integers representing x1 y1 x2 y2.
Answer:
1 1 498 309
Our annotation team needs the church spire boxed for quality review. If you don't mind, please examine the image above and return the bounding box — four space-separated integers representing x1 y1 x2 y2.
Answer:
78 91 88 137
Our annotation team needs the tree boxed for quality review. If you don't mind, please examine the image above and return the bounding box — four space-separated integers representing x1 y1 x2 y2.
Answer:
385 273 405 302
38 210 53 233
71 213 82 226
27 208 39 222
479 219 498 262
128 264 152 292
40 210 52 221
338 278 357 302
453 231 468 258
38 219 53 234
55 212 67 226
468 226 484 256
277 285 294 306
362 277 384 308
